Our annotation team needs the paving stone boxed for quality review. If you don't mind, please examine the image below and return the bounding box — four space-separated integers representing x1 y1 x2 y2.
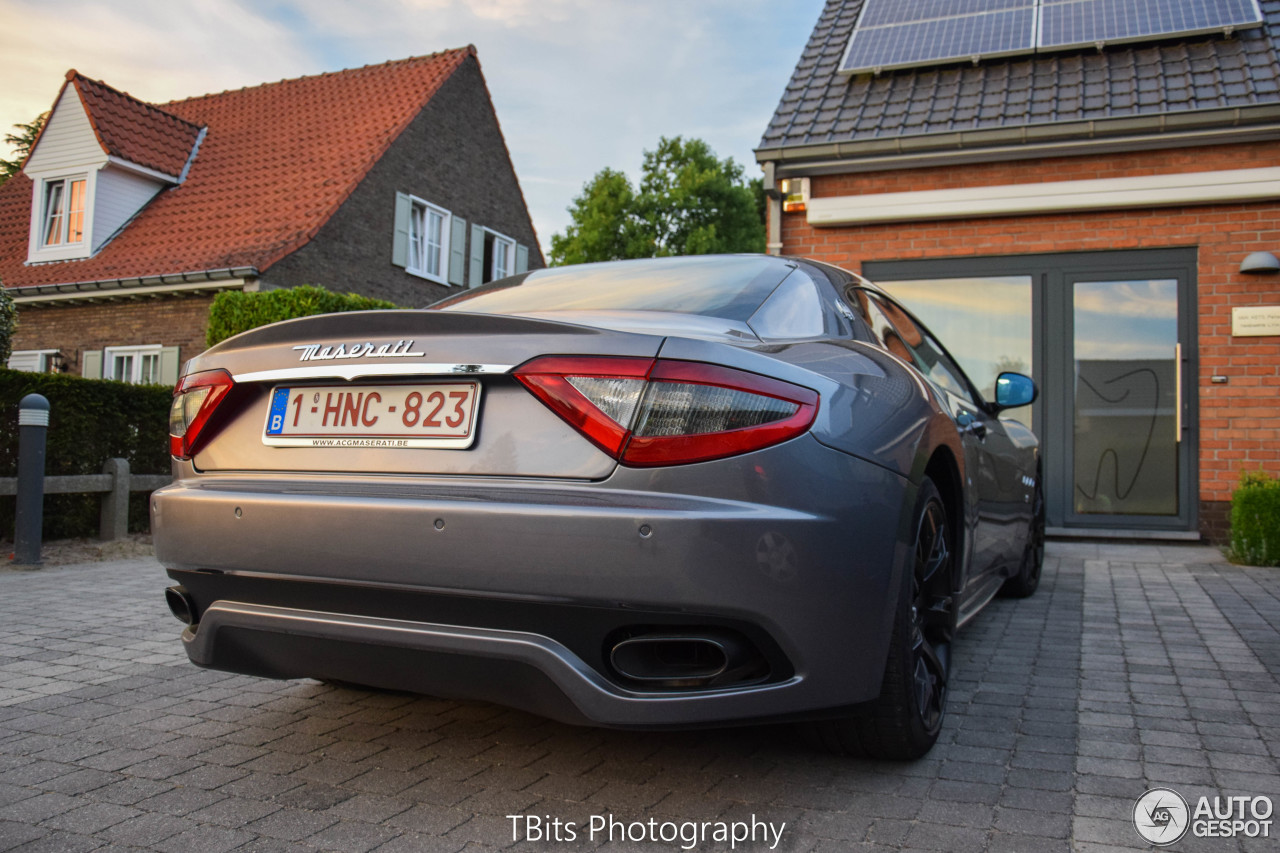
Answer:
246 807 340 841
1 549 1278 851
305 819 401 852
95 811 189 847
6 828 104 853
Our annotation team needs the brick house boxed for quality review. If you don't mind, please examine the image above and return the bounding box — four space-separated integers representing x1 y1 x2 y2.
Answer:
0 47 542 385
757 0 1280 542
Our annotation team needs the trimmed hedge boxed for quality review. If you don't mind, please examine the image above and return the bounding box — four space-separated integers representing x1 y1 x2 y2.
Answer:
1230 469 1280 567
207 285 400 347
0 369 171 540
0 288 15 367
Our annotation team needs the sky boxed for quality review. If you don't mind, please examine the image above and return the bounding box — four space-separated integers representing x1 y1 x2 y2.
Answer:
0 0 826 258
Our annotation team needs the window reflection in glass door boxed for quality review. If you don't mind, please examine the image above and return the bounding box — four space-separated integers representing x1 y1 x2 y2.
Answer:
878 277 1034 430
1072 280 1179 516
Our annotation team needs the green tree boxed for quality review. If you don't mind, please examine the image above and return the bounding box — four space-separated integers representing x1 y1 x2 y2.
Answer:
550 136 764 265
0 112 48 186
549 168 645 265
635 136 764 257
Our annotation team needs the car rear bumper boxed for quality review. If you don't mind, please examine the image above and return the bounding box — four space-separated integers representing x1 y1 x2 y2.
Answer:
153 437 914 727
182 601 811 727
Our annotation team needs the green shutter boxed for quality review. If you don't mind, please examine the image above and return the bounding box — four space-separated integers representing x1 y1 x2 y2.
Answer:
158 346 181 385
515 243 529 274
448 216 467 285
392 192 411 268
469 223 485 288
81 350 103 379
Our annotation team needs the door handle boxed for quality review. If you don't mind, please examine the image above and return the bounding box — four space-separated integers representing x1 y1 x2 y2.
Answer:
1175 342 1182 444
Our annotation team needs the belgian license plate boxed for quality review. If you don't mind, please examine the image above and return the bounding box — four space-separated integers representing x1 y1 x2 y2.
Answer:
263 383 480 448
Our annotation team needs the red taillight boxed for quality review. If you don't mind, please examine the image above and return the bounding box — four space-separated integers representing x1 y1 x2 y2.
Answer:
169 369 234 460
514 356 818 467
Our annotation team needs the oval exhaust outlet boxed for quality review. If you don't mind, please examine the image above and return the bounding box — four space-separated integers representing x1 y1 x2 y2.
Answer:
610 634 731 686
165 586 197 625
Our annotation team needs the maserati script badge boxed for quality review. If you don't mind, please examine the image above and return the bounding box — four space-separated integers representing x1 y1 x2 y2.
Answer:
292 340 426 361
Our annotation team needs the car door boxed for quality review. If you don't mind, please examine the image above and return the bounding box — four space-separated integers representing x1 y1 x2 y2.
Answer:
859 292 1018 603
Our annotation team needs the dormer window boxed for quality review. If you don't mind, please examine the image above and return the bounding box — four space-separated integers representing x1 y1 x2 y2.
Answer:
42 177 86 247
22 71 198 266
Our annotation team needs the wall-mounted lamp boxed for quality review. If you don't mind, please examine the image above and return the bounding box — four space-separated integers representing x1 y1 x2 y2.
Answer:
47 352 67 373
779 177 810 213
1239 251 1280 274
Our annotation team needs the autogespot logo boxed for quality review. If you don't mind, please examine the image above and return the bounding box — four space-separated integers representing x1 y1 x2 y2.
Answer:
1134 788 1190 846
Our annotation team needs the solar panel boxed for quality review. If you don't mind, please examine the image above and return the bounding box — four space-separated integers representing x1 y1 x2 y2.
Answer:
1039 0 1264 50
840 0 1265 76
841 4 1036 75
860 0 1031 28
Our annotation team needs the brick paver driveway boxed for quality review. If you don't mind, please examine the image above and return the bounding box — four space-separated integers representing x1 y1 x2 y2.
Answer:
1 543 1278 852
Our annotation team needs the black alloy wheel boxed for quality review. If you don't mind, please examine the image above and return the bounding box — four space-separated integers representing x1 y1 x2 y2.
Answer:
910 492 952 735
806 476 954 759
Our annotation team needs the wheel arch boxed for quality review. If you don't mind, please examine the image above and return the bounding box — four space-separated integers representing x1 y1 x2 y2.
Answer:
923 445 965 595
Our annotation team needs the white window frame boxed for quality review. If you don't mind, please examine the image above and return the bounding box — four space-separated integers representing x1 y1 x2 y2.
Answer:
7 349 61 373
406 195 451 284
488 228 516 282
41 176 87 247
27 171 95 263
103 344 163 385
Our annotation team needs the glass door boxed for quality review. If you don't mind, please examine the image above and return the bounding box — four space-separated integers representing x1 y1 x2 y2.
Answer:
867 249 1197 535
1064 275 1191 529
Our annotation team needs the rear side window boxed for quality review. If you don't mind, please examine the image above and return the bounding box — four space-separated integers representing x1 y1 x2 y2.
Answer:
747 269 827 340
857 290 976 403
431 256 791 322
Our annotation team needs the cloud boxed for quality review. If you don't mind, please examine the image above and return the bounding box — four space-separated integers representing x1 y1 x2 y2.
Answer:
2 0 823 255
0 0 315 119
1074 279 1178 319
879 277 1034 317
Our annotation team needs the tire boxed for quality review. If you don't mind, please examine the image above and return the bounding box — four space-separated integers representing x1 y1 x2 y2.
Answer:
1000 466 1044 599
807 476 954 760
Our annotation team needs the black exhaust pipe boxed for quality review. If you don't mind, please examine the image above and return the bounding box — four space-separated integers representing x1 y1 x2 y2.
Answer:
609 630 764 688
165 586 197 625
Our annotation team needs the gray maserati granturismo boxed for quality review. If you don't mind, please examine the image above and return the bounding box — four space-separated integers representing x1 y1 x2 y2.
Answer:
154 254 1043 759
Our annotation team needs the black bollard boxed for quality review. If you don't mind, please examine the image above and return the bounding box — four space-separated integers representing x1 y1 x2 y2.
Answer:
13 394 50 567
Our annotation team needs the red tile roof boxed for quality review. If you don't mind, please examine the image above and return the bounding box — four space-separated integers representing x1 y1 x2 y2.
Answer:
72 71 203 178
1 48 473 290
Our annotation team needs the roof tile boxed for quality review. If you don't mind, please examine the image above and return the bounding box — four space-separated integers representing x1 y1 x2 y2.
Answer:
2 49 472 289
72 74 202 177
759 0 1280 152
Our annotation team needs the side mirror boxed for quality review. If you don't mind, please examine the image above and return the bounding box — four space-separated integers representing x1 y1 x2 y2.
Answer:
994 372 1037 410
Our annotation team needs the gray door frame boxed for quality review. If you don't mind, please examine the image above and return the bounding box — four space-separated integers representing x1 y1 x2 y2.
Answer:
865 248 1198 534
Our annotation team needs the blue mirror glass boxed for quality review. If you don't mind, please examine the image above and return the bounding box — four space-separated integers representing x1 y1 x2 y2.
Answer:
995 372 1036 409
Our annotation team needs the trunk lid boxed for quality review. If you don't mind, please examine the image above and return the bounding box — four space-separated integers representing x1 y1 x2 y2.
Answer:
185 310 666 479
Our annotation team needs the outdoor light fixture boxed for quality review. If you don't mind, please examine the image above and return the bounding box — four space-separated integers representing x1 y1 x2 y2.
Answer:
780 177 810 213
1239 251 1280 274
47 352 66 373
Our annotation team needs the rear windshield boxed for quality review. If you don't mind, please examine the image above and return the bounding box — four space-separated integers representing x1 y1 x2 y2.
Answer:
431 256 791 322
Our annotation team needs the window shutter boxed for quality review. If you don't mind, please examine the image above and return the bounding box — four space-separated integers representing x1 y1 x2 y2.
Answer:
81 350 103 379
469 223 485 287
392 192 411 268
515 244 529 274
158 347 181 385
448 216 467 286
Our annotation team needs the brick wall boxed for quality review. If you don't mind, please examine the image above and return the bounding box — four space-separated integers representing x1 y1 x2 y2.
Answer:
778 141 1280 535
264 55 544 307
11 295 214 377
